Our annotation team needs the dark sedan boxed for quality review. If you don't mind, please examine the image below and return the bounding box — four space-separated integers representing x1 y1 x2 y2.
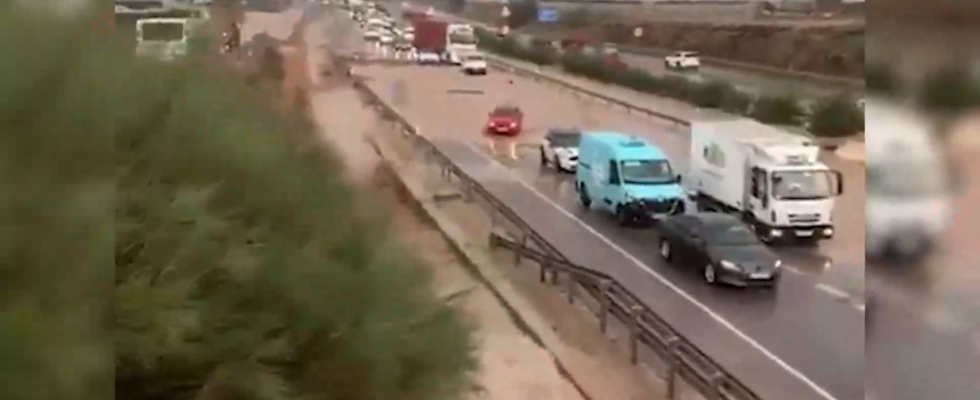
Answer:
657 213 782 287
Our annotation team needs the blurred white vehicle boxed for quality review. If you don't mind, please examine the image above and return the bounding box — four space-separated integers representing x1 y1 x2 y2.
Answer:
665 51 700 70
461 52 487 75
417 50 440 64
865 99 955 262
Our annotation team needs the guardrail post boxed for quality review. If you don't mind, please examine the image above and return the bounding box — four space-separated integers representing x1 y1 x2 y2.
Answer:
706 372 725 400
598 280 613 333
565 272 576 304
628 305 644 365
664 337 681 399
539 258 548 283
513 233 527 266
462 180 473 202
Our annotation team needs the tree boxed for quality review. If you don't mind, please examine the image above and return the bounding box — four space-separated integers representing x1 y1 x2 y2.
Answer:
507 0 539 29
2 7 477 400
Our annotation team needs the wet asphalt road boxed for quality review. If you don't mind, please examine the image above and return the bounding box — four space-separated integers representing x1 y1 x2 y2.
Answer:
355 63 865 400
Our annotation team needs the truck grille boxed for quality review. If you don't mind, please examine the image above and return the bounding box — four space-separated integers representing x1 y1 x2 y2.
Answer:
641 199 684 215
788 213 820 224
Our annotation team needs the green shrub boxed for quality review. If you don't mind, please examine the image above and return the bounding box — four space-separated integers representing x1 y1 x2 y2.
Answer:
561 52 611 81
808 94 865 138
749 93 806 126
614 68 664 94
658 75 694 101
690 80 735 109
720 87 755 115
1 8 477 400
866 63 901 96
918 66 980 116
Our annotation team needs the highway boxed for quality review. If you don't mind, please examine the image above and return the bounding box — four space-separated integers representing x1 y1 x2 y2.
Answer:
420 7 863 101
351 61 865 400
323 5 979 400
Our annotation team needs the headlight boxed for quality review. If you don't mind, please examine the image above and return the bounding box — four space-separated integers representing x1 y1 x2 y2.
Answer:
509 122 516 127
774 260 782 268
720 260 740 271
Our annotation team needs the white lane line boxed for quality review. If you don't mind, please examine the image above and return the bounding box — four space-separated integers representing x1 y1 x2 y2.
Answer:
463 142 839 400
816 283 850 300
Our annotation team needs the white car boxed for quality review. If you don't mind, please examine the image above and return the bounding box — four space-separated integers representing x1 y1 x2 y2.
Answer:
363 29 381 41
461 53 487 75
417 51 441 64
665 51 700 70
539 129 581 172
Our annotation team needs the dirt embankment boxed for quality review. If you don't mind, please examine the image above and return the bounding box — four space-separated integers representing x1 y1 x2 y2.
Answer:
463 3 865 78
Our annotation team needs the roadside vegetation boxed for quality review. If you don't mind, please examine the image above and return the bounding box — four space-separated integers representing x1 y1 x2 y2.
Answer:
475 28 865 139
2 7 476 400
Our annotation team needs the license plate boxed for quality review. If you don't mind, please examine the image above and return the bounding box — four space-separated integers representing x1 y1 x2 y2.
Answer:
750 273 771 279
797 230 813 237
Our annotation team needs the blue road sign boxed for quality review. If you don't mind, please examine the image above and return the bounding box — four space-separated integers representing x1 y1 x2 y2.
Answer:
537 7 558 22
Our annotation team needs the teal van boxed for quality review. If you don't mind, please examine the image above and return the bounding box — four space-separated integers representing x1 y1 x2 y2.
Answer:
575 132 685 225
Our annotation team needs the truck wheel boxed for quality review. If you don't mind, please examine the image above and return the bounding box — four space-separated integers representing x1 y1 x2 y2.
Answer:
578 184 592 209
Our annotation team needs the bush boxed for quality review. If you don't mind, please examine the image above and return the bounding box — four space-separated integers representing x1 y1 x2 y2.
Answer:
750 93 806 126
720 87 755 115
808 94 865 138
917 66 980 116
690 80 736 109
866 63 901 96
1 8 477 400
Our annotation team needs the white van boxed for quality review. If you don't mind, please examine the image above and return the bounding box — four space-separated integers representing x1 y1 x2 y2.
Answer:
865 99 955 262
136 18 190 61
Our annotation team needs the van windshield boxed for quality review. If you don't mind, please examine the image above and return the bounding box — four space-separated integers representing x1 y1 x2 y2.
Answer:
140 23 185 41
620 159 674 185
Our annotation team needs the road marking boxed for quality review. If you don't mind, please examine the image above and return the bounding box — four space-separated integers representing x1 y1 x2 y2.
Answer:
816 283 850 300
462 142 839 400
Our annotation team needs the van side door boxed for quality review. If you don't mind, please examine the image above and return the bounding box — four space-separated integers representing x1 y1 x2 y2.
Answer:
601 158 623 211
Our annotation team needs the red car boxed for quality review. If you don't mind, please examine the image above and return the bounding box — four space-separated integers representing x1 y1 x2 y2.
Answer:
485 105 524 137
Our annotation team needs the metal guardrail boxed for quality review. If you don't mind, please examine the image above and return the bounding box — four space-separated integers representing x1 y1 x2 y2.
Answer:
348 67 763 400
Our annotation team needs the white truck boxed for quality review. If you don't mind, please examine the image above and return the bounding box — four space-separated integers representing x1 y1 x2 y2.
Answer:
445 23 477 64
688 119 843 243
865 99 955 262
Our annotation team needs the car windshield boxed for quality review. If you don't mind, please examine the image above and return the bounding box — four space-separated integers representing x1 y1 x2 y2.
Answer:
449 31 477 45
466 55 485 62
704 221 759 246
549 132 581 147
492 107 520 117
620 159 674 185
771 170 834 200
140 23 185 41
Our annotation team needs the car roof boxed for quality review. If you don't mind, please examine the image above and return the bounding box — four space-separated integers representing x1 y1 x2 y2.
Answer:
547 128 581 136
492 104 521 112
676 213 742 230
584 132 667 159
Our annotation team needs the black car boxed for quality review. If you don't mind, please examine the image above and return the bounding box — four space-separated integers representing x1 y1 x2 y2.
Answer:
657 213 782 287
539 129 581 172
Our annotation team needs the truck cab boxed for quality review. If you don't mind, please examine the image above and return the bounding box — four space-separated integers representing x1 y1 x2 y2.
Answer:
576 132 685 226
689 119 843 243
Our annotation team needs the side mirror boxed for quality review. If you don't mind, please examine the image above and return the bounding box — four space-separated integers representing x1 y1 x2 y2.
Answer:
675 174 683 184
608 175 620 185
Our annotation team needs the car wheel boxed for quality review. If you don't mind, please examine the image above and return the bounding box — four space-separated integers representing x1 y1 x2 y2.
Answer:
664 60 671 69
616 205 631 226
704 264 718 285
578 184 592 209
539 147 548 166
659 238 673 262
554 157 564 173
